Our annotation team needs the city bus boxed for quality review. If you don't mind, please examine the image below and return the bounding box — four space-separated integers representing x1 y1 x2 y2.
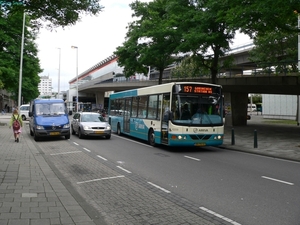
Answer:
108 82 224 147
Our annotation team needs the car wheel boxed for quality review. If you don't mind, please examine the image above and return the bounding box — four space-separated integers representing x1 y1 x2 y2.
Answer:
30 127 33 136
21 115 26 121
106 135 111 139
78 129 83 139
148 129 156 146
117 123 121 136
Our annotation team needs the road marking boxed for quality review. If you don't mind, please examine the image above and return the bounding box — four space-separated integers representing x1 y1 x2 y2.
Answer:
261 176 294 185
50 151 82 156
184 155 201 161
73 142 79 145
77 175 125 184
147 182 171 193
200 207 241 225
117 166 132 173
83 147 91 152
113 135 153 148
97 155 107 161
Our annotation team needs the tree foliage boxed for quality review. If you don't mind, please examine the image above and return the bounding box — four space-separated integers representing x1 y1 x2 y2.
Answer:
249 31 298 74
115 0 181 84
226 0 300 36
0 0 104 29
0 10 41 103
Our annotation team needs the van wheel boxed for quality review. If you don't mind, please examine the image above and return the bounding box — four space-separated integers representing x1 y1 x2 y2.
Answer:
65 134 70 140
78 129 83 139
117 123 121 136
71 126 75 135
34 131 39 141
148 129 156 146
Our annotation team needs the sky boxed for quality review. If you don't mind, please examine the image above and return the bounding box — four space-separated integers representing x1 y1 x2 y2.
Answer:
36 0 251 93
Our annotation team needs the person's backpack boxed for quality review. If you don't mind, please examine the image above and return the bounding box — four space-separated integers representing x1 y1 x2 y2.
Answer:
13 115 20 130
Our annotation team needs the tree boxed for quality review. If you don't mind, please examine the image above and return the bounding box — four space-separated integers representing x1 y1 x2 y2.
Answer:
0 0 104 29
226 0 300 36
0 10 41 103
249 31 298 74
168 0 236 84
115 0 181 84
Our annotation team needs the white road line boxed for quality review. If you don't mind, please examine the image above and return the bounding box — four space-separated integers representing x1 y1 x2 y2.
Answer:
200 207 241 225
77 175 125 184
261 176 294 186
83 148 91 152
97 155 107 161
117 166 132 174
73 142 79 146
184 155 201 161
113 135 153 148
50 151 82 156
147 182 171 193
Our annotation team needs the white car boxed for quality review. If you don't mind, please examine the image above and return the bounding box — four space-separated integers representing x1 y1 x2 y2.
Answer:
71 112 111 139
19 104 30 120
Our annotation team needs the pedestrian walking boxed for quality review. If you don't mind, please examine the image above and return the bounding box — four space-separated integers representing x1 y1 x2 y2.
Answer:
9 109 23 142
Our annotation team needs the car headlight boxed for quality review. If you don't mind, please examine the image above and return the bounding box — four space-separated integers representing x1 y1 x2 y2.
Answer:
36 125 44 130
83 125 91 130
106 126 111 130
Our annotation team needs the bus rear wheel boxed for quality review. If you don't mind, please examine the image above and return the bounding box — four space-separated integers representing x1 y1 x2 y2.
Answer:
148 129 156 146
117 123 121 136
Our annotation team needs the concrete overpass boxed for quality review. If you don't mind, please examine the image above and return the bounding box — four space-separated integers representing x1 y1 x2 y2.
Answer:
77 74 300 126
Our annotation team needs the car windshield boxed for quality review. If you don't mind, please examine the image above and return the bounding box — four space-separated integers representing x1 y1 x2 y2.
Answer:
81 114 105 122
35 103 66 115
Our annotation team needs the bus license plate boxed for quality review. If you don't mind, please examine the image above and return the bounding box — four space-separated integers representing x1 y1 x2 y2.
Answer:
94 131 104 134
195 143 206 146
50 132 60 136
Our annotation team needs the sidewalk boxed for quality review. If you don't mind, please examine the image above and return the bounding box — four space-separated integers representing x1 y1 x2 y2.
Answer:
222 114 300 162
0 116 97 225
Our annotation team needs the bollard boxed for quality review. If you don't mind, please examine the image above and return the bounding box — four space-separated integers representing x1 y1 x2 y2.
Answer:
231 128 235 145
254 129 258 148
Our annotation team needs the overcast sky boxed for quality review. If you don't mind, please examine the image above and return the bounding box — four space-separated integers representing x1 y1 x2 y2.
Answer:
36 0 250 93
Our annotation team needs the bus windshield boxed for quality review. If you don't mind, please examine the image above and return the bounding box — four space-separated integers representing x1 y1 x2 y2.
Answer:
171 93 223 125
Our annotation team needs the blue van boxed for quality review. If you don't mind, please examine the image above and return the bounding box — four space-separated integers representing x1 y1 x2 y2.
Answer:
28 99 70 141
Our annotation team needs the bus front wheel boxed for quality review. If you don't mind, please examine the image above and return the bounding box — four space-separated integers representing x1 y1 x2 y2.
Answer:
148 129 156 146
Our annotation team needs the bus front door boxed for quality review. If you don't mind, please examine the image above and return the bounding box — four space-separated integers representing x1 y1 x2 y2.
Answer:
123 98 131 133
161 94 170 144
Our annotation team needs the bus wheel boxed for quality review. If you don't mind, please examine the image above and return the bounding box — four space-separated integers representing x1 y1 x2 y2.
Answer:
148 129 156 146
117 123 121 136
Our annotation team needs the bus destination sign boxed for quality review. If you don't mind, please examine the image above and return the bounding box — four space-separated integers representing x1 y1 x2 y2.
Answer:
182 85 213 94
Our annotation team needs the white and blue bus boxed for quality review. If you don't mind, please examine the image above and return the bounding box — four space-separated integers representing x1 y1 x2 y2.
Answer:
109 82 224 147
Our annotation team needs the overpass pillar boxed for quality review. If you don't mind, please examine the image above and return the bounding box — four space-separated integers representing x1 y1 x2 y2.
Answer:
224 92 248 126
95 92 105 109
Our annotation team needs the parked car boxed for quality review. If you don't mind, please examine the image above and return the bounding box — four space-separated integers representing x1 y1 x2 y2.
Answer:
71 112 111 139
19 104 29 120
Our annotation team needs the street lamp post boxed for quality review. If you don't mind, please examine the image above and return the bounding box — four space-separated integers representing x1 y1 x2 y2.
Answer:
18 12 25 110
71 46 78 112
57 48 61 99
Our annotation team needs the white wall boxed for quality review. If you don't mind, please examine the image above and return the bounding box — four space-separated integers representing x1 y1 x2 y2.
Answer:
262 94 297 120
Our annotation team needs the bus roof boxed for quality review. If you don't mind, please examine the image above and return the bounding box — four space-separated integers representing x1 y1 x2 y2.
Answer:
109 82 222 99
